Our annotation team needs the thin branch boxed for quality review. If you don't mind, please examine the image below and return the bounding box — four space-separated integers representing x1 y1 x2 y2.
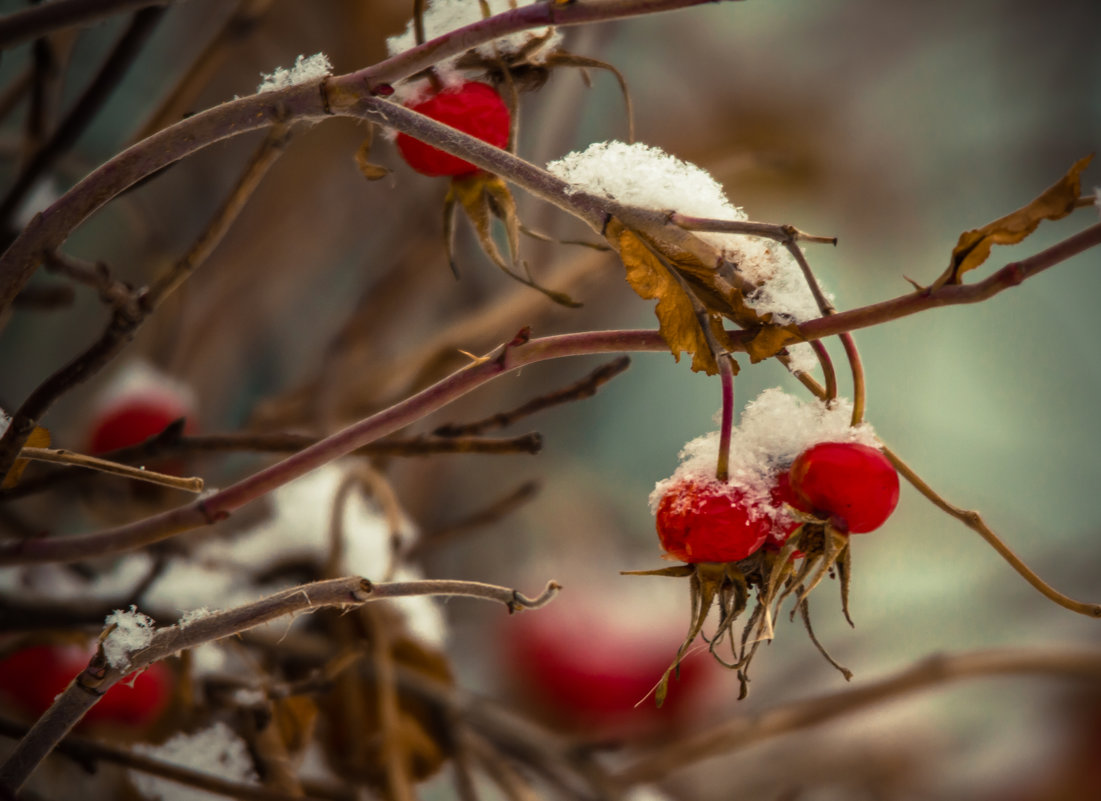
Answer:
410 480 541 558
0 1 181 50
16 447 203 493
790 371 1101 619
0 576 560 793
614 647 1101 787
0 716 338 801
669 213 838 245
0 127 291 483
434 356 630 436
882 446 1101 618
0 7 167 230
0 329 667 566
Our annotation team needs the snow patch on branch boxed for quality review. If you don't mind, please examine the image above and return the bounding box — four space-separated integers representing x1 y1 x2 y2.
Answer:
102 605 155 669
547 140 827 324
257 52 332 93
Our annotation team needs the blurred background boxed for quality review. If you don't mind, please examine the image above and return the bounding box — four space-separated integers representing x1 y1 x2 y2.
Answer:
1 0 1100 799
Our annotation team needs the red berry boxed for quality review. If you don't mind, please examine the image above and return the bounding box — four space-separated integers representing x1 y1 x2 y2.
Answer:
395 82 510 177
0 644 171 730
655 478 771 563
764 473 805 554
788 442 899 533
87 394 193 456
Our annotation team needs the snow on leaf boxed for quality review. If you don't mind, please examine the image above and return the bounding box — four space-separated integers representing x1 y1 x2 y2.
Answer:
936 154 1093 287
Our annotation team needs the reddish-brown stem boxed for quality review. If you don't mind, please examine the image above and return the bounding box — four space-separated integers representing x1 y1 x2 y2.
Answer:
716 354 735 481
808 340 838 402
0 330 668 566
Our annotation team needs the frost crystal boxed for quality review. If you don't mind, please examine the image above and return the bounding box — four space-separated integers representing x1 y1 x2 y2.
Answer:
130 722 259 801
257 52 332 93
386 0 560 94
651 388 880 520
102 605 156 669
546 141 824 322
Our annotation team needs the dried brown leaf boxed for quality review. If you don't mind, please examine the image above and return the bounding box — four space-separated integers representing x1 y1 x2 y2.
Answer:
613 222 733 374
3 426 50 489
937 154 1093 286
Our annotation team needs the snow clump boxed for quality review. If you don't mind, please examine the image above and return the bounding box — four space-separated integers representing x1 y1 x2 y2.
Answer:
257 52 333 93
102 605 156 669
130 722 259 801
386 0 560 100
650 388 880 523
546 140 825 324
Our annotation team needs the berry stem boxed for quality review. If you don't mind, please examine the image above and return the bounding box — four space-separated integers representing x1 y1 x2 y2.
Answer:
880 445 1101 618
781 235 865 423
792 368 1100 619
716 353 735 482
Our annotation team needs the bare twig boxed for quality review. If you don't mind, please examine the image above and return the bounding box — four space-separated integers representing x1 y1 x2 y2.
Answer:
0 127 291 483
434 356 630 436
0 330 667 566
615 647 1101 786
0 576 560 792
882 446 1101 618
15 447 203 493
0 8 167 230
410 480 541 558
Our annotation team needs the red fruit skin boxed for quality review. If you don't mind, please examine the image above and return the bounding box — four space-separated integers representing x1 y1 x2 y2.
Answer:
788 442 900 533
655 479 770 563
87 394 193 456
0 644 171 729
395 82 511 177
502 605 712 735
764 472 805 555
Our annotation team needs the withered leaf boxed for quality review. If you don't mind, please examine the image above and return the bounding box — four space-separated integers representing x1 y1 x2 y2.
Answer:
612 220 738 375
744 319 803 364
2 426 50 489
446 174 579 306
936 154 1093 287
354 128 391 181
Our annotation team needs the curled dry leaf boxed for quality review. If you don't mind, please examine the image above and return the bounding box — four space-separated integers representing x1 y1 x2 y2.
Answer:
2 426 50 489
936 154 1093 287
610 219 802 372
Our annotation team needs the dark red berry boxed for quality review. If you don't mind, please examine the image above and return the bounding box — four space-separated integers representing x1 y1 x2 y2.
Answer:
788 442 899 533
655 478 771 563
764 472 805 555
87 394 193 456
395 82 510 177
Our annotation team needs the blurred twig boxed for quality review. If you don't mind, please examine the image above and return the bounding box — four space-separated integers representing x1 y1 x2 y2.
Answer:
434 356 630 436
615 647 1101 787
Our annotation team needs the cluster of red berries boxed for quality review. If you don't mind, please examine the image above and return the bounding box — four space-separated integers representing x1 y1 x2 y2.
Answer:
395 81 510 177
656 442 900 564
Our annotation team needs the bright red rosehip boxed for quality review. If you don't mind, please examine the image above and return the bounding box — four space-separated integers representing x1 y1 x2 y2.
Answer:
764 472 805 554
0 644 171 729
788 441 900 533
655 478 771 563
395 82 510 177
87 394 193 456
